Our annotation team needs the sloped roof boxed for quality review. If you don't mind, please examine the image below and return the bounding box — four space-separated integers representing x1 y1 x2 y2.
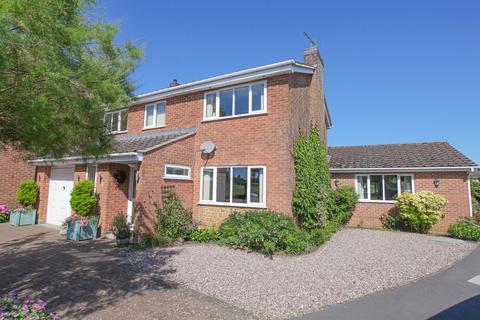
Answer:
328 142 477 169
112 127 196 153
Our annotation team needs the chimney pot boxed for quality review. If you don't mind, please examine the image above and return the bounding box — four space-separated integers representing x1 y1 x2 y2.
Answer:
169 79 180 87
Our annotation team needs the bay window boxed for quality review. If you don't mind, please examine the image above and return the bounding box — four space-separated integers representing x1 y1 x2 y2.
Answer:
105 109 128 133
200 166 266 206
355 174 414 202
144 102 166 128
204 81 267 120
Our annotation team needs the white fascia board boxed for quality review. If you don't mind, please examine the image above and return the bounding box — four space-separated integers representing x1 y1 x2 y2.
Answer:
330 166 478 173
131 60 314 105
28 152 141 166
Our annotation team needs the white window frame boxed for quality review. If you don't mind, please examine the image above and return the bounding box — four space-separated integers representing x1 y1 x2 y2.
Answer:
199 166 267 208
144 101 166 129
104 109 128 133
85 164 98 192
355 174 415 203
164 164 192 180
203 81 267 121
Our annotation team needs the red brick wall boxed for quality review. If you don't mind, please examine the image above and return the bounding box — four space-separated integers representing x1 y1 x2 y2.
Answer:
331 171 471 233
36 166 51 223
0 146 36 207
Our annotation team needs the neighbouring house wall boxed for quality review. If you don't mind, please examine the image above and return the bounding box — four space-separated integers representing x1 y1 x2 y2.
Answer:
0 146 36 207
134 134 195 234
331 171 471 233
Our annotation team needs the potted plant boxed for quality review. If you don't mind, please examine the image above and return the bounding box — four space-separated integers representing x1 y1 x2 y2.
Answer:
112 212 131 246
0 204 10 223
9 180 38 226
66 180 99 241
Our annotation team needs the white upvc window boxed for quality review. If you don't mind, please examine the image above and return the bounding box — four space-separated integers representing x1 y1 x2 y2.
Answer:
164 164 191 180
144 102 166 129
200 166 266 207
104 109 128 133
355 174 414 203
203 81 267 121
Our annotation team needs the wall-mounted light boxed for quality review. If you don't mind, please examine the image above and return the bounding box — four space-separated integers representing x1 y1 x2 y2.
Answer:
136 174 141 184
433 178 440 188
77 175 80 182
334 179 340 188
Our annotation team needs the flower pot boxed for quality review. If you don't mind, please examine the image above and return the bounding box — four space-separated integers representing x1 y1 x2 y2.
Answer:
66 220 98 241
9 209 37 226
116 238 130 247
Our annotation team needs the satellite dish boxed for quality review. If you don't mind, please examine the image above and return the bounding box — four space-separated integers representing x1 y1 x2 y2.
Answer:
200 140 216 154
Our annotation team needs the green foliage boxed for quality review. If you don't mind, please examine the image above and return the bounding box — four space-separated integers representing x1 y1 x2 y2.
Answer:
154 192 196 243
329 186 358 220
218 210 310 255
0 0 142 157
309 210 350 247
292 126 331 229
187 228 219 242
112 212 130 239
448 219 480 241
471 180 480 220
16 180 38 208
396 191 447 233
69 180 96 216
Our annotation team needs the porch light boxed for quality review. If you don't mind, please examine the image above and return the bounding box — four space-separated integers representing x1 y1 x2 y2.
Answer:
433 178 440 188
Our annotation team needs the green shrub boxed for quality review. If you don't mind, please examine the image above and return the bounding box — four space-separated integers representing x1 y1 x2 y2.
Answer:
284 232 311 254
329 186 358 220
292 126 332 229
396 191 447 233
70 180 97 216
448 219 480 241
16 180 38 208
187 228 219 242
219 210 309 255
381 210 409 231
309 210 349 246
112 212 131 239
471 180 480 221
154 192 195 243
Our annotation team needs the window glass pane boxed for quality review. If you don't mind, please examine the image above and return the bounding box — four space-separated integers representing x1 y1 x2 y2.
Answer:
356 176 368 200
112 112 119 132
401 176 413 193
252 83 265 111
232 167 247 203
105 113 113 132
219 89 233 117
120 111 128 131
216 168 231 202
370 175 383 200
205 93 217 118
234 86 249 115
166 166 189 176
156 103 165 126
202 169 214 201
250 168 264 203
87 165 96 184
384 175 398 200
145 105 154 127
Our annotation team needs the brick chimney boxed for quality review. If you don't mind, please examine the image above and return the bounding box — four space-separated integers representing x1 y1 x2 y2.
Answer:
169 79 180 87
304 46 330 145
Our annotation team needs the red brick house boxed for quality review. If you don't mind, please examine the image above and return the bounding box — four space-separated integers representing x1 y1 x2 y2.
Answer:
25 47 477 234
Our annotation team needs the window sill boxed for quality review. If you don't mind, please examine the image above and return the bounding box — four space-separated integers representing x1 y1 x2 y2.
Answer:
198 201 267 209
358 200 396 204
143 125 165 131
163 176 193 181
202 111 267 123
109 130 128 135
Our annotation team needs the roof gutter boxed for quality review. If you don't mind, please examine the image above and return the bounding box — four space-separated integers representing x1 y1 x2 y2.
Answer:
330 166 478 173
28 152 142 166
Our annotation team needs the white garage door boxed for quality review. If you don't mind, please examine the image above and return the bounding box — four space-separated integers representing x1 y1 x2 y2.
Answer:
46 167 74 225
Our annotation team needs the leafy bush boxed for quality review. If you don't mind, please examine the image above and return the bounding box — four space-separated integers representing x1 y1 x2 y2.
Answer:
218 210 310 255
292 126 332 230
448 219 480 241
329 186 358 220
0 291 59 319
187 228 219 242
155 192 195 243
396 191 447 233
16 180 38 208
309 210 350 247
471 180 480 220
70 180 97 216
112 212 131 239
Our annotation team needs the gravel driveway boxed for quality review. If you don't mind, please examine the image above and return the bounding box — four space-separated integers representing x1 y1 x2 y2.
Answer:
122 228 477 319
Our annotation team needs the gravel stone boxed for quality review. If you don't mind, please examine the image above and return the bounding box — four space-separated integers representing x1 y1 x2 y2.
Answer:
123 228 477 319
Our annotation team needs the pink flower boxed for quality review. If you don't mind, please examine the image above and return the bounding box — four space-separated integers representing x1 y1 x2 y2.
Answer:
0 205 10 214
79 217 89 228
32 299 46 310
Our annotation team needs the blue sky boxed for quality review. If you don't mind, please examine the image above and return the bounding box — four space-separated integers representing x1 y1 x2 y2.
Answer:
98 0 480 163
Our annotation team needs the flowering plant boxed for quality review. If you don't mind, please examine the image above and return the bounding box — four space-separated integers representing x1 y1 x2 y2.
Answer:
63 215 98 228
0 291 59 320
0 205 10 223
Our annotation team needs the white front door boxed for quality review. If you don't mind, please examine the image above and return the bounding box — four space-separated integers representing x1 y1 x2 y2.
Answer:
46 167 74 225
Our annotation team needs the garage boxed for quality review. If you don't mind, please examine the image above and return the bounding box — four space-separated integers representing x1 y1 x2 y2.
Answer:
46 167 74 225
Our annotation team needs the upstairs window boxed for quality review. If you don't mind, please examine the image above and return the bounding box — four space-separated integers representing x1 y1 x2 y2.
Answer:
105 109 127 133
355 174 414 202
204 82 267 120
144 102 166 129
164 164 191 180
